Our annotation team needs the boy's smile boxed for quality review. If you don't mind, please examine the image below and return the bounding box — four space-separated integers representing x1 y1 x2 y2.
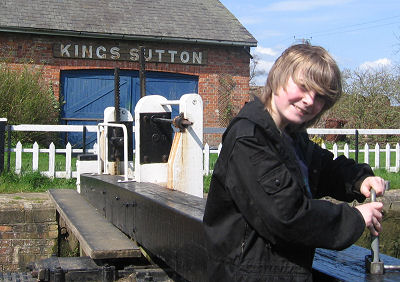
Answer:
270 77 325 130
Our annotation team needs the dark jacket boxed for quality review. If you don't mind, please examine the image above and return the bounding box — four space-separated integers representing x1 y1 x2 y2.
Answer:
203 98 373 281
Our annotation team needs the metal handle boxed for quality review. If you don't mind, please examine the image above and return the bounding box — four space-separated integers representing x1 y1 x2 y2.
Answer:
370 181 389 263
370 189 380 263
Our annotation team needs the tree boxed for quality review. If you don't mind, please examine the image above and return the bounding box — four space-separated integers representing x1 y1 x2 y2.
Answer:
249 54 266 86
0 63 60 145
322 66 400 130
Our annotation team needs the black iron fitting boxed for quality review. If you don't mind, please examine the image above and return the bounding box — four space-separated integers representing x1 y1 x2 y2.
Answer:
151 113 193 132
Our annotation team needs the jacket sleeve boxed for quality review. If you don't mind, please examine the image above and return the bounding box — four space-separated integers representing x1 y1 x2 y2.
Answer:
308 140 374 202
225 136 365 250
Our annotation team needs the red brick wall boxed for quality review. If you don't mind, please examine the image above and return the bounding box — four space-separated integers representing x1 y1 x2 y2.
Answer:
0 193 57 272
0 32 251 145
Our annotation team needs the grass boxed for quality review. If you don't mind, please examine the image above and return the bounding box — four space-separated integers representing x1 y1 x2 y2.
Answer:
5 151 77 171
0 170 76 194
2 149 399 194
373 169 400 190
322 141 398 168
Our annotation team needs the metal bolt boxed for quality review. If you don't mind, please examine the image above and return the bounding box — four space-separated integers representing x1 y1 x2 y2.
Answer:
152 133 160 143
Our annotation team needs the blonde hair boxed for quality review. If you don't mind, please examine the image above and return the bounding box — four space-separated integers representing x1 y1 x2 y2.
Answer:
261 44 342 130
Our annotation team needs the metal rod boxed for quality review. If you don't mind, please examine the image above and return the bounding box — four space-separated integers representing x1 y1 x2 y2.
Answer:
139 46 146 98
370 189 380 263
152 117 174 124
82 126 86 154
384 265 400 270
151 114 193 132
114 67 120 123
355 129 359 163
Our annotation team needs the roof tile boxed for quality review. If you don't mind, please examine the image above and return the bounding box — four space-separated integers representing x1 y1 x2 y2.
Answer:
0 0 257 46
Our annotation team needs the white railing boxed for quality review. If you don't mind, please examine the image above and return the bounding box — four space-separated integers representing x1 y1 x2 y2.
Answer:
203 128 400 175
3 125 400 178
5 124 99 178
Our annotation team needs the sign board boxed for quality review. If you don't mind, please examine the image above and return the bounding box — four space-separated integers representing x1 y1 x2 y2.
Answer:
53 43 207 65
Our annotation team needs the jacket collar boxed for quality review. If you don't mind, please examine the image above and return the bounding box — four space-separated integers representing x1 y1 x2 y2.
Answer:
234 97 282 141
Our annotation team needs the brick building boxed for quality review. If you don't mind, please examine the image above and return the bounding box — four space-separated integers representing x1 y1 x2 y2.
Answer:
0 0 257 145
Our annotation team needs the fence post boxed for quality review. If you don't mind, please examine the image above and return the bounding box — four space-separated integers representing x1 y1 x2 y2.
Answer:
16 141 22 174
395 143 400 172
0 118 6 174
66 142 72 179
203 143 209 175
7 124 11 171
355 129 359 163
332 143 338 159
49 142 55 178
386 143 391 171
344 143 349 158
33 142 39 171
364 143 369 165
374 143 380 170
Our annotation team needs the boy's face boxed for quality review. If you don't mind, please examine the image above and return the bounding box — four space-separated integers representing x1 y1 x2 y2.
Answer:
270 76 325 129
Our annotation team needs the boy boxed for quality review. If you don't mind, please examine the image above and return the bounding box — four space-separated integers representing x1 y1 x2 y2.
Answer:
203 44 385 281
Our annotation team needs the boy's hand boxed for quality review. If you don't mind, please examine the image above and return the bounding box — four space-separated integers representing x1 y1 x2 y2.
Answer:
355 202 383 236
360 176 386 198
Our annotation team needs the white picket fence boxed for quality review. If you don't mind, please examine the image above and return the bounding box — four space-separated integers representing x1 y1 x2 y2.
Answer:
11 141 97 178
203 128 400 175
4 124 98 178
4 125 400 178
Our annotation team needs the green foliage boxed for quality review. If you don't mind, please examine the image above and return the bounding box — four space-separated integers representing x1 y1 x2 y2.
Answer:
218 74 236 126
204 174 212 194
0 62 60 146
203 153 219 193
311 136 324 146
321 67 400 131
0 170 76 193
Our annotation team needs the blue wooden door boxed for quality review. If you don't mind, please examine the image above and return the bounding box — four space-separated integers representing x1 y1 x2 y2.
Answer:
61 70 198 148
139 72 198 117
61 69 135 148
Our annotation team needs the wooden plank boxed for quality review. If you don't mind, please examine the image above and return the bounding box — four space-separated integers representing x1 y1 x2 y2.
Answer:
48 189 141 259
314 246 400 281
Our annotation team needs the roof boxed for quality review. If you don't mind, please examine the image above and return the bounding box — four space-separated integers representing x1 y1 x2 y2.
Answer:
0 0 257 47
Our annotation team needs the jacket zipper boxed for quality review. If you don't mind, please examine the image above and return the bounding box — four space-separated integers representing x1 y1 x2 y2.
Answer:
239 222 248 262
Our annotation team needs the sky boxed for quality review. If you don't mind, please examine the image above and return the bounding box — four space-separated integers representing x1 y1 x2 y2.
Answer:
219 0 400 85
